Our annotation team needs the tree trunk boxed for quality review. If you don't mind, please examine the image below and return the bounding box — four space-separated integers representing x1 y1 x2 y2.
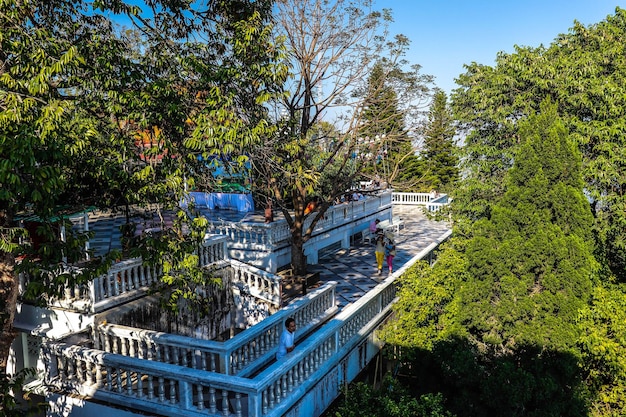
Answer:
0 249 18 372
290 231 307 276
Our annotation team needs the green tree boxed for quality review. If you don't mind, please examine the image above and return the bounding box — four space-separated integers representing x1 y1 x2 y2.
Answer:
382 101 597 416
358 61 419 190
451 8 626 281
457 100 596 353
251 0 432 275
416 90 458 193
577 284 626 417
330 376 455 417
0 0 284 408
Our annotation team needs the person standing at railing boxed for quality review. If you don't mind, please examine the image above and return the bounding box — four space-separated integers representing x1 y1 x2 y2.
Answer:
276 317 296 359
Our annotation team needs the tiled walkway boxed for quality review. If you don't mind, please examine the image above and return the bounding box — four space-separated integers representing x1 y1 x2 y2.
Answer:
308 206 451 309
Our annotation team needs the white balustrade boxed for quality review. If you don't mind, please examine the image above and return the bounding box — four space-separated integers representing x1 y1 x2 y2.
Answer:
198 235 228 266
392 192 449 212
40 195 452 417
18 236 229 314
45 342 257 417
207 191 393 249
228 259 282 306
92 282 338 377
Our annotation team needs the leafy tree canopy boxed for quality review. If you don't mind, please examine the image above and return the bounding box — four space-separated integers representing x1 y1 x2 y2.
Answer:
451 7 626 281
0 0 285 389
381 101 599 416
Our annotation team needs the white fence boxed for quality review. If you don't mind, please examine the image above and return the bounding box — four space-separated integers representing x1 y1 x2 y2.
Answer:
90 282 338 377
392 192 449 212
209 191 393 248
18 235 231 313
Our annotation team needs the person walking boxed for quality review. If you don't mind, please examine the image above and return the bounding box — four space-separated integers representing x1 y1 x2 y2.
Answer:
384 237 396 275
375 234 385 275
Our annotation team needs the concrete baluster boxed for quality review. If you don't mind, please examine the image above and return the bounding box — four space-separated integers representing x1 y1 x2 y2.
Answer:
63 357 71 381
244 343 250 367
120 269 127 293
197 384 204 410
111 270 118 296
90 277 98 304
139 264 146 286
126 370 132 395
132 264 140 289
268 384 275 409
85 361 93 385
275 379 281 403
147 375 154 399
120 337 127 356
287 369 294 393
115 368 123 393
281 374 288 398
158 376 165 402
221 389 228 415
137 339 144 359
253 338 260 360
308 354 314 376
234 392 242 417
137 372 143 398
106 366 113 390
73 358 82 383
261 330 268 353
169 379 176 404
100 331 110 353
262 388 269 413
95 363 103 388
311 347 318 370
209 387 217 413
182 348 189 367
297 361 304 384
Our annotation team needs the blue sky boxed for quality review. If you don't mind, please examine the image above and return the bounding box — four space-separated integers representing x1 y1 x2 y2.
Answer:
386 1 626 95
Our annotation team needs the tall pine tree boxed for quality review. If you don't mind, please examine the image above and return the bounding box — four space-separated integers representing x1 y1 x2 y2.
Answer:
383 100 597 416
358 61 412 188
417 90 458 192
458 99 596 353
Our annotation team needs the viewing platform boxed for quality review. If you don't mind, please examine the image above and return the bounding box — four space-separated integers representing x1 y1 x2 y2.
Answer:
9 192 452 417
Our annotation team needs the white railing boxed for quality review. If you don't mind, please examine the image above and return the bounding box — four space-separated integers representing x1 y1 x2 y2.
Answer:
43 230 453 417
18 235 230 313
254 229 453 417
228 259 282 306
90 257 161 312
209 191 393 247
45 343 257 417
91 282 338 377
392 192 449 212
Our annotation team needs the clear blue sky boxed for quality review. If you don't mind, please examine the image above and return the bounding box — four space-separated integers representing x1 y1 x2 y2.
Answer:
386 1 626 95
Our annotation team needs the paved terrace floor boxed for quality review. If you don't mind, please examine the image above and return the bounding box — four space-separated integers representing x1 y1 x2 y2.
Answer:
81 205 451 311
306 206 451 309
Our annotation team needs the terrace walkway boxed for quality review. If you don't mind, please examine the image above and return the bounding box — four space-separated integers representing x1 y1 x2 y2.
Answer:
295 206 450 308
82 204 450 310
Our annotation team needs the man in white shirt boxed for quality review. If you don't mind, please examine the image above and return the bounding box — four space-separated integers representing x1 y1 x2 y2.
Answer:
276 318 296 359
